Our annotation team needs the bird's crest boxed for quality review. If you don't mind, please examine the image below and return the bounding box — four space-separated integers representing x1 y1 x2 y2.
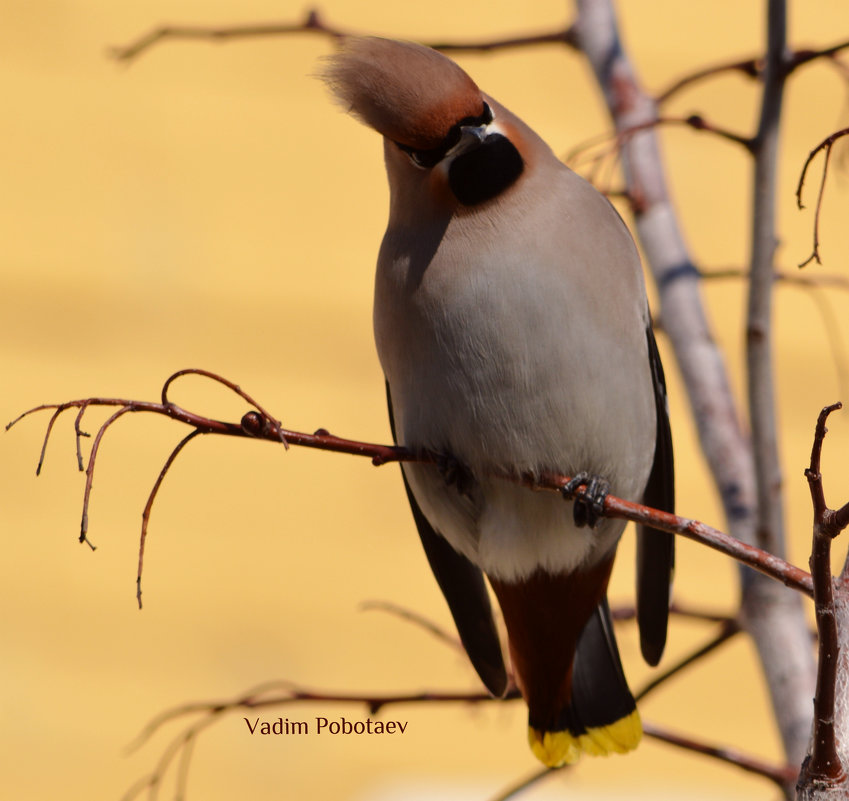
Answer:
320 37 485 151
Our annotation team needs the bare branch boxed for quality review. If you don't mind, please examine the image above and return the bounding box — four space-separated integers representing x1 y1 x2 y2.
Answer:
598 489 812 596
73 402 92 471
657 38 849 104
110 9 349 63
799 404 849 787
565 115 752 198
789 40 849 73
699 266 849 416
124 676 796 798
80 405 135 549
796 127 849 268
611 601 736 625
359 600 465 654
747 0 789 580
644 723 798 787
35 406 64 476
567 115 752 167
657 56 762 103
110 8 576 64
124 681 796 801
574 0 815 775
487 767 559 801
8 369 816 600
428 27 576 54
635 619 741 701
700 266 849 291
137 429 205 610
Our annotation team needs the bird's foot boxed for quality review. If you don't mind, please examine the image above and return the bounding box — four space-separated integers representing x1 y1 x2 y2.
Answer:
437 453 475 498
560 472 610 528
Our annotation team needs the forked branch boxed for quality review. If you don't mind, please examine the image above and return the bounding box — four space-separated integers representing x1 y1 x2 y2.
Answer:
7 368 815 606
122 664 795 801
110 7 576 63
796 127 849 268
798 403 849 791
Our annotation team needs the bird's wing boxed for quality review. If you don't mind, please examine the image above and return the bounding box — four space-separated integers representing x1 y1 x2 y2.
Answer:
386 383 508 697
636 325 675 666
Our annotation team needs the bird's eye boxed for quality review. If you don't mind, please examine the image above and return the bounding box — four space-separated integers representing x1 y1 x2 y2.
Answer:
396 102 494 169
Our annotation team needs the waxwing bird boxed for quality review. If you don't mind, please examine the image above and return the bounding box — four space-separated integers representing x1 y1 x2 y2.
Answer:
321 37 674 768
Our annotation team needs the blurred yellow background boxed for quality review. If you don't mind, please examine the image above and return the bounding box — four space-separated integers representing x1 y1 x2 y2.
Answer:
2 2 849 799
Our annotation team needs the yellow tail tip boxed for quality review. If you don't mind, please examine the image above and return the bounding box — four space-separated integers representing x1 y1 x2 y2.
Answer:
528 709 642 768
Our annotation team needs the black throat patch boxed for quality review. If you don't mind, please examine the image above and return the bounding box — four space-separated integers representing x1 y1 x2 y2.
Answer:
448 133 524 206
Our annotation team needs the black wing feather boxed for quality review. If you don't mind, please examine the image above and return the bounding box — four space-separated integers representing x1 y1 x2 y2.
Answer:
636 325 675 666
386 383 508 697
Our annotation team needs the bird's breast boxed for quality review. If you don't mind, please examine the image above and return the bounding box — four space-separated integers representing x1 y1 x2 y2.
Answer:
376 210 653 488
373 175 657 579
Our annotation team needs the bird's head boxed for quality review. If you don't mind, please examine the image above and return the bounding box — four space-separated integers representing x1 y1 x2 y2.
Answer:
320 37 525 209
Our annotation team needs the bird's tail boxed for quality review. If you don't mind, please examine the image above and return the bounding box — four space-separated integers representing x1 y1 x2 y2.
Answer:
527 599 641 767
490 564 640 767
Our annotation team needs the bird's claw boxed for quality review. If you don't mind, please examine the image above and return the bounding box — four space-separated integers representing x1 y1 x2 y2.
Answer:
437 454 475 498
560 472 610 528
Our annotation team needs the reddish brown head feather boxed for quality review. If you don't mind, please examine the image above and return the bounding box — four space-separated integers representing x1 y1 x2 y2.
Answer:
320 37 485 150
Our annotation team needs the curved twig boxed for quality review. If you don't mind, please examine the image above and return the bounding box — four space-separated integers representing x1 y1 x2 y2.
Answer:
161 368 288 448
81 406 137 550
796 127 849 268
359 600 464 654
137 429 206 609
657 56 761 103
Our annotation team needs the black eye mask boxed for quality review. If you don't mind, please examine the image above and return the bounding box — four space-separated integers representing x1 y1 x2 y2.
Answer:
395 103 495 169
448 133 524 206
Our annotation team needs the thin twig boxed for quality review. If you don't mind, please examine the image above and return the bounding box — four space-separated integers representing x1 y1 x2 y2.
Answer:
487 766 559 801
35 406 64 475
699 266 849 291
566 115 752 167
565 116 752 198
796 127 849 268
161 368 288 448
429 28 576 54
73 401 92 470
80 405 135 547
636 619 741 701
656 38 849 103
137 430 205 610
359 600 464 654
110 8 576 64
110 9 347 62
644 723 798 787
698 267 849 401
611 601 735 625
657 57 762 103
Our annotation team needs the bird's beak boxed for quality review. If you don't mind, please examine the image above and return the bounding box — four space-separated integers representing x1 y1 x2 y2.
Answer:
450 124 489 158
